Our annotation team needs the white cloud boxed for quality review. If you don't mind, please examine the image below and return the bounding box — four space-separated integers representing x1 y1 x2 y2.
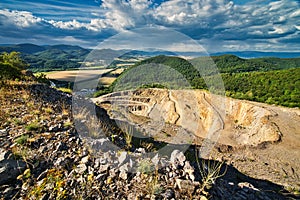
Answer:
48 19 84 30
100 0 153 30
0 0 299 52
0 9 42 27
268 26 290 35
290 9 300 18
153 0 234 25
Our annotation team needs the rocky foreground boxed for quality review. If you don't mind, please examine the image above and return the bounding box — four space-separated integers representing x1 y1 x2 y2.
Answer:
0 81 297 199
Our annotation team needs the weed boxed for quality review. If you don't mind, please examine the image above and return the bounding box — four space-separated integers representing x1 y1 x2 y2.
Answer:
61 101 69 116
120 123 133 148
63 121 73 128
15 134 29 145
135 159 163 197
57 87 72 95
29 168 66 199
30 109 41 115
25 122 40 131
13 118 23 125
21 92 30 101
146 171 163 196
137 159 155 175
11 145 33 164
43 107 54 114
26 102 35 109
196 154 227 196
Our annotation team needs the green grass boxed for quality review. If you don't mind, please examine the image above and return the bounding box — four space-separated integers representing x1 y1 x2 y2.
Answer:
57 87 72 94
63 121 73 128
25 122 40 131
15 134 29 145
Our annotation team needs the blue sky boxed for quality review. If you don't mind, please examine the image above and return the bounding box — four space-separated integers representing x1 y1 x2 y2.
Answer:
0 0 299 52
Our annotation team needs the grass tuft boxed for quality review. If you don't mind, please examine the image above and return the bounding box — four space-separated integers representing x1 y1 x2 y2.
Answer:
15 134 29 145
25 122 40 132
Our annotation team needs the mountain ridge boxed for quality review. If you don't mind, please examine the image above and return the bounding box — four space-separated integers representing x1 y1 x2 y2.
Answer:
1 43 300 58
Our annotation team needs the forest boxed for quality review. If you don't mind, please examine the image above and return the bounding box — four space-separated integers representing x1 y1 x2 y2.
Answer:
98 55 300 108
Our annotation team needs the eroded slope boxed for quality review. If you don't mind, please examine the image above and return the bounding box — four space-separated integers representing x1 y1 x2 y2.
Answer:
92 89 286 147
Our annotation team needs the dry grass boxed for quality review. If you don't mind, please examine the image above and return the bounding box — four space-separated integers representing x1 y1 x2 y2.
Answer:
195 153 227 196
99 77 117 86
119 122 133 148
46 69 111 82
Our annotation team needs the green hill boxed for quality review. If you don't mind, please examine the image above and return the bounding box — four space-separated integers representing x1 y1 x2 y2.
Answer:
96 55 300 107
0 44 90 72
192 54 300 73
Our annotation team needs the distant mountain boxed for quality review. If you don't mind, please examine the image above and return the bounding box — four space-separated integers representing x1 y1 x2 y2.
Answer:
0 43 299 72
211 51 300 59
0 44 92 71
119 50 177 58
0 43 46 54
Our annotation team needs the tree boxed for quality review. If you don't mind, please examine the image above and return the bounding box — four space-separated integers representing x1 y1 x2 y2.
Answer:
0 52 28 80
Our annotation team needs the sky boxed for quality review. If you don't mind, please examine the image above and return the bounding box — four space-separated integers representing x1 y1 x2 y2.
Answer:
0 0 299 53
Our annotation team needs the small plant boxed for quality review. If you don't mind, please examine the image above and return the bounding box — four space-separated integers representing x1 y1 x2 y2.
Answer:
146 172 163 196
137 159 155 175
120 123 133 148
63 121 73 128
30 109 41 115
13 118 23 125
15 134 29 145
17 168 31 180
57 87 72 95
35 72 50 84
11 145 33 164
61 101 69 116
136 159 162 197
196 155 227 196
26 102 35 109
29 168 66 199
43 107 54 114
25 122 40 131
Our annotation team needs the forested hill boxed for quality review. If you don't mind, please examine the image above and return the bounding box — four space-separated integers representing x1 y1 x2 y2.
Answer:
0 43 300 72
194 54 300 73
0 44 90 71
105 55 300 107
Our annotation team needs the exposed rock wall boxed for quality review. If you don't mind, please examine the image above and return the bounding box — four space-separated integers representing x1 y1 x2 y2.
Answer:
92 89 285 147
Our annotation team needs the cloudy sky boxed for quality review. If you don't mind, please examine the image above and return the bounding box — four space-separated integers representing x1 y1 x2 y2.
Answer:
0 0 299 53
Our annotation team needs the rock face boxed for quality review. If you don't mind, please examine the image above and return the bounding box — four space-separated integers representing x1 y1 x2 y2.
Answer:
92 89 288 147
0 149 26 185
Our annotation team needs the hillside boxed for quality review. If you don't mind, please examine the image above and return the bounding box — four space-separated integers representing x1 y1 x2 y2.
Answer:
194 54 300 73
98 55 300 108
0 44 90 72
